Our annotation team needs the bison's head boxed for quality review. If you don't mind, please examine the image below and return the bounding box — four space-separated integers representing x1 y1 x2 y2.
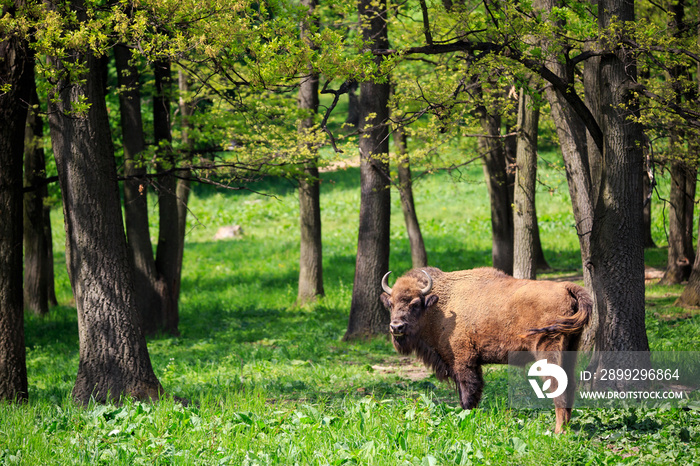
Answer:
380 270 439 344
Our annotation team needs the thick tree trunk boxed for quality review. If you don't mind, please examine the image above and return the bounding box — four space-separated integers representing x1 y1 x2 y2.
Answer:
297 0 324 304
478 110 514 275
513 88 540 280
659 160 696 284
0 4 30 401
114 44 163 334
394 126 428 268
590 0 648 352
23 66 51 316
47 24 162 403
345 0 391 340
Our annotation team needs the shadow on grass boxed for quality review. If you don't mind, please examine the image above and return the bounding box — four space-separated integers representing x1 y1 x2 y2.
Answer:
24 305 79 352
189 167 362 201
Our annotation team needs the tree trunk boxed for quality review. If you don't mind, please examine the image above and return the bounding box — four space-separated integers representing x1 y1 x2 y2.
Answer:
297 0 324 304
0 2 30 401
590 0 648 352
531 0 601 349
660 0 696 283
114 44 163 334
513 88 540 279
659 160 696 284
676 213 700 307
45 204 58 307
47 17 162 403
174 70 192 330
23 64 51 316
394 126 428 268
153 58 183 336
478 110 514 275
345 0 391 340
346 81 360 129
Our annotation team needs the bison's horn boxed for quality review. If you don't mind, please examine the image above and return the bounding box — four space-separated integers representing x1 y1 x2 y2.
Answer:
420 270 433 295
381 271 393 295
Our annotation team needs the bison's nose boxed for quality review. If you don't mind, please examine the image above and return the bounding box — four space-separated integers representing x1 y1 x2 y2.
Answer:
390 322 405 335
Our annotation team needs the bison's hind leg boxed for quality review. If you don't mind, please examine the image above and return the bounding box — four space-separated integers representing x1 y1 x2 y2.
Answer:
552 347 578 434
454 366 484 410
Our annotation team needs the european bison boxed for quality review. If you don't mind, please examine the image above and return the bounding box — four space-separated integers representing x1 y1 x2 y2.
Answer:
380 267 591 433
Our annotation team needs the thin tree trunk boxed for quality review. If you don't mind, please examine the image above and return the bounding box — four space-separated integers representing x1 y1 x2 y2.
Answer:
114 44 162 334
677 213 700 306
346 81 360 129
478 109 514 275
345 0 391 340
297 0 324 303
513 88 540 279
154 58 182 336
661 0 696 283
659 160 695 284
23 64 50 316
394 125 428 268
45 205 58 307
173 69 192 332
0 1 30 401
47 12 162 403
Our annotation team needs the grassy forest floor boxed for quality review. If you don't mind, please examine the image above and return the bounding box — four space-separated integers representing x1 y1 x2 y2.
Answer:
2 156 700 465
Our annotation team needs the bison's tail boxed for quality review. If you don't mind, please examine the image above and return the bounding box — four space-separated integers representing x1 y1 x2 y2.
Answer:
525 285 592 336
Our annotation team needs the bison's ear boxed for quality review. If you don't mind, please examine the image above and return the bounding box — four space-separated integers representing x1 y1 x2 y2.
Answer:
380 293 392 310
424 294 438 309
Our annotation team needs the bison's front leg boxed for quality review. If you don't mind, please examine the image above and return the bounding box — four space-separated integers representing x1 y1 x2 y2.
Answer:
454 365 484 409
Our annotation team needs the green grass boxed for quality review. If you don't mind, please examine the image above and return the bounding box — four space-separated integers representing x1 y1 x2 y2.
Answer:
2 159 700 465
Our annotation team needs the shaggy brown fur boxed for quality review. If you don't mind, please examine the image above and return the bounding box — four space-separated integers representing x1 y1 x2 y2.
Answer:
380 267 592 434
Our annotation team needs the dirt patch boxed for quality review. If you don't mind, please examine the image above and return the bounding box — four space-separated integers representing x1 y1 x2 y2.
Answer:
372 357 432 382
653 309 700 321
549 265 666 285
319 156 361 173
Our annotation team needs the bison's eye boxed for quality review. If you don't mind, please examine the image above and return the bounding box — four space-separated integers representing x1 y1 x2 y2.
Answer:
408 297 423 312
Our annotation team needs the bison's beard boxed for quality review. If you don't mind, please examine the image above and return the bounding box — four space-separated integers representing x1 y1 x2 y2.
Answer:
392 333 453 383
391 334 415 356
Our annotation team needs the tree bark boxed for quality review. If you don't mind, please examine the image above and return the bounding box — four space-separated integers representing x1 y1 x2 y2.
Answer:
346 81 360 129
394 125 428 268
345 0 391 340
47 7 162 403
659 160 696 284
0 1 30 401
478 109 514 275
23 63 52 316
153 58 183 336
297 0 324 303
660 0 696 283
114 44 163 333
676 214 700 306
536 0 597 349
590 0 649 352
513 88 540 280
